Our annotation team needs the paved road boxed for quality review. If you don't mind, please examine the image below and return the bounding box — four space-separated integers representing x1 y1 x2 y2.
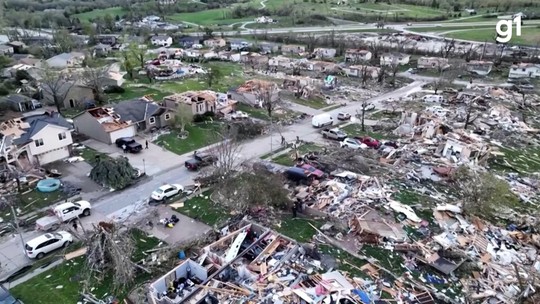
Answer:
0 80 425 278
193 20 540 36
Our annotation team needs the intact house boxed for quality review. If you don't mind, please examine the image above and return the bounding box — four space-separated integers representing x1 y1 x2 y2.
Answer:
151 35 173 47
466 60 493 76
178 36 200 48
0 44 14 55
203 38 226 48
1 94 41 112
508 63 540 79
380 53 410 66
163 90 238 116
40 81 94 109
45 52 86 69
281 44 306 56
344 49 372 62
112 98 175 132
228 39 251 51
313 47 337 59
0 111 74 168
343 65 380 79
417 57 450 70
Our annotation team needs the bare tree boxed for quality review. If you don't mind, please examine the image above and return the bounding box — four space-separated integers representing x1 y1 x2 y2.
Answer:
255 81 281 118
369 41 383 65
389 61 400 87
211 130 243 176
377 65 387 84
174 106 192 137
360 65 370 87
81 65 110 104
455 167 519 220
52 28 75 54
39 64 73 114
463 96 481 129
440 38 456 58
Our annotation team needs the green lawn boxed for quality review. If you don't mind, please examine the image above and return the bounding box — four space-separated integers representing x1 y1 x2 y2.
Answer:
107 86 172 102
408 25 493 33
10 229 161 303
369 110 402 120
444 26 540 45
174 191 230 226
274 217 325 243
74 7 126 22
281 92 329 110
167 9 248 25
489 146 540 174
77 147 110 166
155 123 222 155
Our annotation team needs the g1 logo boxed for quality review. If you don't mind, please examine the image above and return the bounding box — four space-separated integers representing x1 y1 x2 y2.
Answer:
496 15 522 43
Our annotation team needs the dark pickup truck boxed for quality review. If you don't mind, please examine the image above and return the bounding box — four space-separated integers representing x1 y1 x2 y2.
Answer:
185 152 218 171
115 137 143 153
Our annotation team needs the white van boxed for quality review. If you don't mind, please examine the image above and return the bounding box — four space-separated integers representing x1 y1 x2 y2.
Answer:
312 113 333 128
422 94 444 102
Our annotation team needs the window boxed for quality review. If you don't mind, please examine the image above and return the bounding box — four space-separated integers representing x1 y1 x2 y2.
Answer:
149 117 156 124
34 139 44 147
58 132 66 140
164 113 171 120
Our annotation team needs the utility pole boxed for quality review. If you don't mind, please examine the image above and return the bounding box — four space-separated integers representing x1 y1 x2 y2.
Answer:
1 194 25 253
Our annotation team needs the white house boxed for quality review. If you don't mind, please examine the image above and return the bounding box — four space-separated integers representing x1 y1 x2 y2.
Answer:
345 49 372 62
380 53 410 66
0 112 74 167
417 57 450 70
228 39 252 51
508 63 540 79
150 35 173 47
0 44 14 55
313 47 337 59
45 52 85 69
269 56 293 68
343 65 380 79
255 16 274 23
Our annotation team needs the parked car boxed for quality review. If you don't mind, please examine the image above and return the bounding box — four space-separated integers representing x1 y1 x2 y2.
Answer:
340 138 367 150
185 152 218 171
337 112 351 121
311 113 333 128
0 285 22 303
151 184 184 201
115 137 143 153
354 136 381 149
284 167 310 184
231 111 249 120
25 231 73 259
297 164 325 179
321 128 347 141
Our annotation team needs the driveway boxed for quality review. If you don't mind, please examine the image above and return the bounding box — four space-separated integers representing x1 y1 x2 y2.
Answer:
44 161 105 202
81 138 185 176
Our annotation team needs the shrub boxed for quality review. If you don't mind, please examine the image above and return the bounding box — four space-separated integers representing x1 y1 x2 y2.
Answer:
104 85 125 94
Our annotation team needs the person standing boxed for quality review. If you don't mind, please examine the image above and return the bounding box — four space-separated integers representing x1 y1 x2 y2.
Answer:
72 220 78 231
145 140 149 149
122 144 127 153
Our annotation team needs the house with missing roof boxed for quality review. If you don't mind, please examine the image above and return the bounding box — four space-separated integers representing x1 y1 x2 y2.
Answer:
45 52 85 69
72 98 175 144
151 35 173 47
0 111 74 167
163 91 237 116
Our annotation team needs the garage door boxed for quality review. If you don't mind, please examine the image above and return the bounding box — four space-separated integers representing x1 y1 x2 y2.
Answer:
109 126 137 144
37 147 70 165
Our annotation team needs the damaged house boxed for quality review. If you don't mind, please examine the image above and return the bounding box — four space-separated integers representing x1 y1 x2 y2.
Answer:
508 63 540 79
466 60 493 76
343 65 380 79
417 57 450 70
229 79 279 108
163 90 238 116
344 49 372 62
0 111 74 168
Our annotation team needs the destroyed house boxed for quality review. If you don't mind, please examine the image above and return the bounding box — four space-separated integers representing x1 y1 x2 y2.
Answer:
149 223 365 304
417 57 450 70
344 49 372 62
466 60 493 76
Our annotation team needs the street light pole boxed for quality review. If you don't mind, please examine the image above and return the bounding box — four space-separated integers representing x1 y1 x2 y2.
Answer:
143 159 146 174
10 204 25 252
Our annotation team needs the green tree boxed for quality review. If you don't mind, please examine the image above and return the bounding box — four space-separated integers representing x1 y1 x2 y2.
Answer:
90 156 136 190
0 56 12 69
204 65 223 89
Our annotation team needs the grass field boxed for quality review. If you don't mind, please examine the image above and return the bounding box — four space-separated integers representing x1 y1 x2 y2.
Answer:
444 26 540 45
74 7 126 22
174 191 230 226
155 123 222 155
167 9 252 26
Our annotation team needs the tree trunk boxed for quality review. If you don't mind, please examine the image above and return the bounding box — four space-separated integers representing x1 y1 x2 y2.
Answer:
361 104 366 131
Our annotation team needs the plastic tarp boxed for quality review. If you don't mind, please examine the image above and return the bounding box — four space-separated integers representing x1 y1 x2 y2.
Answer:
352 289 370 304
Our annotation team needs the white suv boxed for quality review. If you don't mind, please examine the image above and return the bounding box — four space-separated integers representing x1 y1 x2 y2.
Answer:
25 231 73 259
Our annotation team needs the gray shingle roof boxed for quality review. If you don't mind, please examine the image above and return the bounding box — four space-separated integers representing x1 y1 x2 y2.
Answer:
13 112 72 145
112 99 162 123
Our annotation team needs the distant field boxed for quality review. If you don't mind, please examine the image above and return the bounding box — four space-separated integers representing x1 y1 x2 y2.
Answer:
408 25 494 32
444 26 540 45
74 7 126 21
